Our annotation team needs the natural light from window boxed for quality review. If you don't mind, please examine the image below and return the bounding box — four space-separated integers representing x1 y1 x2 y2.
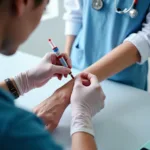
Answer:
41 0 59 21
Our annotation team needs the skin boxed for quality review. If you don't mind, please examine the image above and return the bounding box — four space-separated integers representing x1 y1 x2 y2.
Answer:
64 35 76 56
33 34 140 132
0 0 48 89
0 0 49 55
0 1 99 149
72 132 97 150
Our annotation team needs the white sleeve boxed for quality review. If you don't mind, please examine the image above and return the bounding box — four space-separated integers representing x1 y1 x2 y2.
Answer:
124 8 150 64
63 0 82 35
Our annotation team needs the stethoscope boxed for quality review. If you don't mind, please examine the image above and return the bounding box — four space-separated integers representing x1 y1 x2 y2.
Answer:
92 0 138 18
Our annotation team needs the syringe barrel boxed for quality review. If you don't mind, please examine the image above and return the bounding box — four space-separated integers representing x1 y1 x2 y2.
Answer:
59 57 68 68
53 47 68 68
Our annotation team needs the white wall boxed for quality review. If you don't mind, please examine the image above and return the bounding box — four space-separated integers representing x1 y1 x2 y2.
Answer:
19 0 65 57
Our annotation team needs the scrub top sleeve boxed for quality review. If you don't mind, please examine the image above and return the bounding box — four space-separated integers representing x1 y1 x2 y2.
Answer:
63 0 82 35
124 8 150 64
3 111 62 150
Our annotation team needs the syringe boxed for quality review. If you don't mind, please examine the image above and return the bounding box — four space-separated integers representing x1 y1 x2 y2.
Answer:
48 39 74 79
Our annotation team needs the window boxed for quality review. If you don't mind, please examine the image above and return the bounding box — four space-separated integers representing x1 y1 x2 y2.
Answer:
41 0 59 21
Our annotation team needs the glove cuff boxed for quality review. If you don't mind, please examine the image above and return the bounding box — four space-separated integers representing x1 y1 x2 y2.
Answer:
71 113 94 137
14 71 34 96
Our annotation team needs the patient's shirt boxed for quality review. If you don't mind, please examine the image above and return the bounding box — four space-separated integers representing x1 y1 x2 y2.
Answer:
0 88 62 150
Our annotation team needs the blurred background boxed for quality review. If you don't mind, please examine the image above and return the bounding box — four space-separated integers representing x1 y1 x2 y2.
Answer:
20 0 64 57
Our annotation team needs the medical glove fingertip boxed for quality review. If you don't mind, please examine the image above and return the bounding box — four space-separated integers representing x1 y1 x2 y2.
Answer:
54 66 71 74
74 76 84 88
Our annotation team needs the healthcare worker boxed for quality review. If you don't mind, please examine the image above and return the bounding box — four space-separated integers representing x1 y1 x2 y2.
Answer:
0 0 105 150
33 0 150 132
63 0 150 90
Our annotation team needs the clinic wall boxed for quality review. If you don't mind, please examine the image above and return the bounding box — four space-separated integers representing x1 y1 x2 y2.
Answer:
19 0 65 57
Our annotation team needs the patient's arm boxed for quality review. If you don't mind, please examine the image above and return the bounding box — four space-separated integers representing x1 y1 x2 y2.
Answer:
33 42 140 131
33 80 74 132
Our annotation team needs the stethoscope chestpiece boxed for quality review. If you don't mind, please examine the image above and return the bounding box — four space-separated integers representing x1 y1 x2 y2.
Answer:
92 0 103 10
92 0 138 18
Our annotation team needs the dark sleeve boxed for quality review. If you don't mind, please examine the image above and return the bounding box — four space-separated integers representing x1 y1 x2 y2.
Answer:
3 109 63 150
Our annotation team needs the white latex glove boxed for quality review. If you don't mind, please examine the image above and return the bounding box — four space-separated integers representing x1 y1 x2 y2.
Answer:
71 72 105 136
14 52 71 95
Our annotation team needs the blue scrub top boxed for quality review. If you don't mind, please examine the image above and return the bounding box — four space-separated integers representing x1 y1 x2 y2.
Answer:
0 89 62 150
71 0 150 90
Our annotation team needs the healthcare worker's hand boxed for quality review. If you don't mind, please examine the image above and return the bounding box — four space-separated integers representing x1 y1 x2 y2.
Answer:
71 73 105 136
14 52 71 95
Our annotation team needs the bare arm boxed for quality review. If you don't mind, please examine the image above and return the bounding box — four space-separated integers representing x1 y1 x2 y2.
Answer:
0 81 9 91
60 42 139 92
62 42 140 95
85 42 140 81
64 35 76 56
72 133 97 150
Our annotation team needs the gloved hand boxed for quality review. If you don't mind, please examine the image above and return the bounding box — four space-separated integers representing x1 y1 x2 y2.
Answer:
14 52 71 95
71 72 105 137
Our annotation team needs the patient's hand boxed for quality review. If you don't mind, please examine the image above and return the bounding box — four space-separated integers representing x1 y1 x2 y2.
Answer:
33 74 91 132
33 80 74 132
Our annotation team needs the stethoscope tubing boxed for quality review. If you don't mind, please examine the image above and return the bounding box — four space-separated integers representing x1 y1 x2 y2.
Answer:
115 0 137 14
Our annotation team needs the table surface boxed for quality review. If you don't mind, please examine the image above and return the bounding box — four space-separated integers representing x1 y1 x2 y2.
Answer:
0 52 150 150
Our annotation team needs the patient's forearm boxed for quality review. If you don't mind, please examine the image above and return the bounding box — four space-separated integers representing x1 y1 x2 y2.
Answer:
84 42 140 81
58 42 140 103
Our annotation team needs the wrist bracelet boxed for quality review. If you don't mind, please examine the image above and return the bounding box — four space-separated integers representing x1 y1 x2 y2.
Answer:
5 78 19 99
